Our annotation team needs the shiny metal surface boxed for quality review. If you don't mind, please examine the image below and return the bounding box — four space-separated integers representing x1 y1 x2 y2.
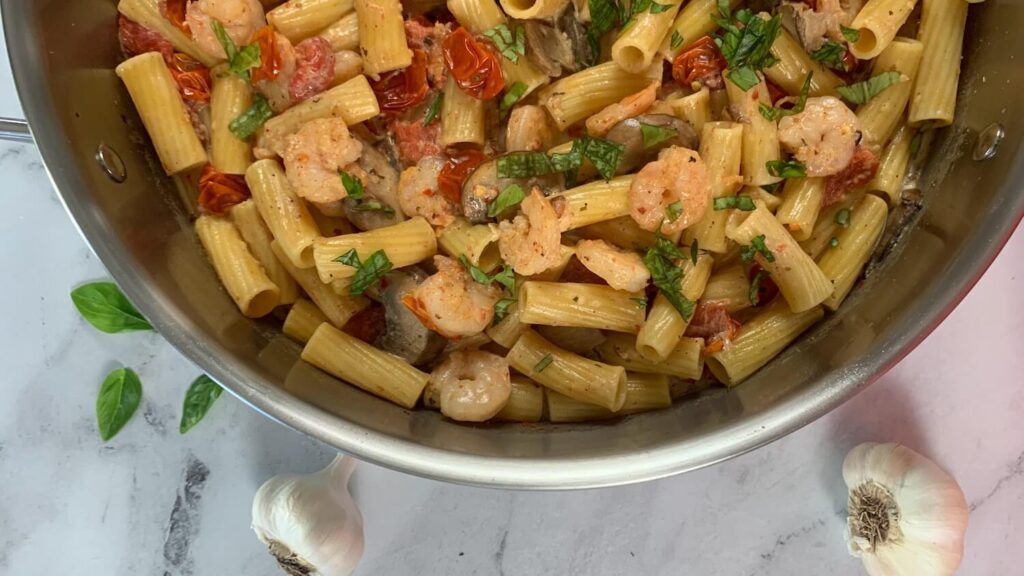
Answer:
4 0 1022 489
0 117 32 142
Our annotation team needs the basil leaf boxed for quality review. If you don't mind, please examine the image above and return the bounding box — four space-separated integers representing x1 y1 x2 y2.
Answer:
690 240 699 266
229 94 273 140
671 30 684 51
580 137 625 180
766 159 807 179
483 24 526 63
759 72 813 121
761 182 782 194
727 66 761 91
459 255 515 291
643 238 694 321
640 123 677 149
179 375 223 434
212 20 238 63
665 201 683 222
212 20 260 79
840 25 861 43
740 234 776 263
651 1 674 14
354 201 396 216
835 207 852 227
71 282 153 333
716 11 783 91
96 367 142 441
749 269 769 306
488 184 526 217
631 296 648 309
340 170 365 200
811 41 847 71
493 298 516 324
499 81 529 118
837 71 903 105
584 0 618 67
422 92 444 126
534 354 554 373
497 151 554 178
335 249 392 296
713 195 756 211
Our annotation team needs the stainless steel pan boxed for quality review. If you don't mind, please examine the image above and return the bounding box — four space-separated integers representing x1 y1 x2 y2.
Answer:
3 0 1021 489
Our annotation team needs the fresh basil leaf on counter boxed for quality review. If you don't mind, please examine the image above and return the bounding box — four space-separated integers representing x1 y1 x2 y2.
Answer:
71 282 153 333
97 367 143 441
179 375 224 434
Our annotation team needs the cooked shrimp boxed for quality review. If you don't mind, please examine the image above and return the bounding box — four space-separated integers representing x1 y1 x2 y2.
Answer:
575 239 650 292
398 156 458 228
186 0 266 63
282 118 363 212
629 146 711 234
586 82 659 138
403 256 501 339
498 188 562 276
430 349 511 422
778 96 861 177
506 105 555 152
786 0 863 53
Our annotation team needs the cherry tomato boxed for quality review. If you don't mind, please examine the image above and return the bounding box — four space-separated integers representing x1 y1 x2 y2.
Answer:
747 264 779 307
824 146 879 207
765 79 788 106
437 148 487 204
168 53 212 103
250 26 283 84
442 27 504 100
342 304 386 344
118 15 174 61
370 49 430 113
685 301 741 354
161 0 190 34
289 37 335 103
671 36 727 90
198 165 250 215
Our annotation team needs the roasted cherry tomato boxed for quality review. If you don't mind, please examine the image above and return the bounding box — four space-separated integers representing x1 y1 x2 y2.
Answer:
765 79 788 106
168 53 212 103
685 301 742 354
342 304 387 344
441 27 504 100
825 146 879 207
437 148 487 204
370 49 430 113
161 0 190 34
198 165 250 215
118 15 174 61
747 264 779 307
671 36 727 90
289 36 335 103
250 26 283 84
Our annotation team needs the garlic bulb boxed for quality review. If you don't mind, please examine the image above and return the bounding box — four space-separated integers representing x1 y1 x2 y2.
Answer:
252 455 364 576
843 443 968 576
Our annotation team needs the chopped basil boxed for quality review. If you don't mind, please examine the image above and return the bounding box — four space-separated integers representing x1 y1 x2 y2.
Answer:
623 0 675 28
584 0 618 67
229 93 273 140
71 282 152 333
748 269 769 306
740 234 776 263
837 71 903 105
579 137 624 180
713 4 783 91
829 237 840 248
766 159 807 179
499 81 529 118
354 201 396 216
642 237 694 320
713 195 756 211
665 201 683 222
340 170 365 200
484 24 526 63
497 152 553 179
759 73 813 121
690 240 699 266
179 375 223 434
671 30 684 51
640 122 677 149
212 20 261 79
492 298 516 324
761 182 782 194
835 207 852 227
335 249 393 296
534 354 554 373
811 41 848 71
96 367 142 442
422 92 443 126
631 297 648 309
459 255 515 291
840 25 861 43
488 184 526 217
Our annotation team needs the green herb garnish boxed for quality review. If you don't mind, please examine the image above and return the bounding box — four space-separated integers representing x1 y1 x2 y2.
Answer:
766 159 807 179
423 92 444 126
534 354 554 372
671 30 684 51
829 237 840 248
759 73 813 121
335 249 393 296
665 201 683 222
340 171 365 200
354 201 396 216
499 81 529 118
631 297 648 309
840 25 861 43
640 122 678 149
212 20 261 79
835 208 852 227
96 367 143 441
690 240 699 265
811 41 848 71
642 237 694 320
229 93 273 139
713 195 757 211
836 71 903 105
713 3 783 91
71 282 152 333
488 184 527 217
484 24 526 63
749 269 769 306
179 375 223 434
459 255 515 291
740 234 776 263
493 298 516 325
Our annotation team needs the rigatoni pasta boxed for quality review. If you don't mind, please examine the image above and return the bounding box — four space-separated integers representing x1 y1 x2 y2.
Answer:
230 199 301 305
355 0 412 75
909 0 969 127
195 214 281 318
245 159 321 269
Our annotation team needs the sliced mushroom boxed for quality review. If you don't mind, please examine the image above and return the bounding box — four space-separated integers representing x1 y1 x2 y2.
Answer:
342 140 406 231
536 325 607 355
605 114 700 175
377 269 446 366
523 3 593 76
461 157 565 224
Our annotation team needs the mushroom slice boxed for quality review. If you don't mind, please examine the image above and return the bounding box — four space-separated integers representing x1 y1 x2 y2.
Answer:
342 141 405 231
461 157 565 224
605 114 700 175
377 269 446 366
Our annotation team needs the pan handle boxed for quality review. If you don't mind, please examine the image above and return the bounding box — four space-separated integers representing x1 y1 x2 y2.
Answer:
0 118 33 144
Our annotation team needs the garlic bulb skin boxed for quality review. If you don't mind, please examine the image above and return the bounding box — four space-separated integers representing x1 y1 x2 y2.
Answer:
843 443 968 576
252 455 364 576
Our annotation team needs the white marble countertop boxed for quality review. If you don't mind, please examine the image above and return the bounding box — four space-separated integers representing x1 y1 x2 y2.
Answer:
1 32 1023 576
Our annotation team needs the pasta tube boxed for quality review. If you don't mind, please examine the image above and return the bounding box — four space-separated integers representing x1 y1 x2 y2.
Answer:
868 124 915 206
268 0 355 42
707 299 823 386
318 12 360 51
312 217 437 283
817 194 889 310
577 216 658 250
210 68 253 175
725 78 781 187
765 29 843 97
486 301 528 348
597 333 704 380
283 298 329 343
447 0 506 32
857 38 924 151
775 178 826 242
494 377 545 422
302 323 430 409
908 0 968 127
438 218 501 272
700 264 751 314
230 200 300 305
518 281 646 334
506 329 627 411
440 76 486 147
272 242 370 328
115 53 207 175
635 254 713 361
612 0 684 73
245 159 321 269
355 0 412 75
554 176 634 230
547 373 672 422
684 121 744 253
499 0 570 20
849 0 920 60
539 62 660 130
799 192 865 261
195 215 281 318
668 88 711 134
661 0 741 58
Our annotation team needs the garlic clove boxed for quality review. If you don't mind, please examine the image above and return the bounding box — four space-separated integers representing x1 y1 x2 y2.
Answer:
843 443 968 576
252 455 364 576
